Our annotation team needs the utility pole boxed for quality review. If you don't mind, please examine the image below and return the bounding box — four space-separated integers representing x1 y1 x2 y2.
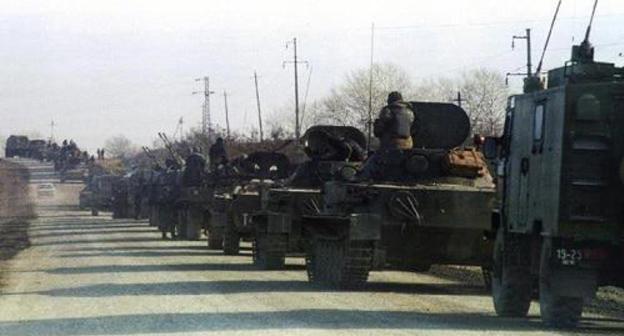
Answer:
367 22 375 151
512 28 533 76
193 76 215 143
507 28 541 92
450 91 466 108
253 71 264 142
284 38 308 141
223 91 231 139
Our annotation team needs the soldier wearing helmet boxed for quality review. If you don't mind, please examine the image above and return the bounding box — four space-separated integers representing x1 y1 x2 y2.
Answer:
373 91 414 150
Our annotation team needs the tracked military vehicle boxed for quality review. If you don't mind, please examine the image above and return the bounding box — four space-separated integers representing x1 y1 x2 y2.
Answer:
251 126 366 269
303 102 496 289
111 177 131 219
210 151 292 255
485 31 624 327
87 174 121 216
175 152 209 241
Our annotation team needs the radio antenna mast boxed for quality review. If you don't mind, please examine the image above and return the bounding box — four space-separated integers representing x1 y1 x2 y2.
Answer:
535 0 562 76
584 0 599 43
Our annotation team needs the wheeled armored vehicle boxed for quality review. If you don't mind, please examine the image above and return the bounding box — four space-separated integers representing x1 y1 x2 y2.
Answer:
485 38 624 327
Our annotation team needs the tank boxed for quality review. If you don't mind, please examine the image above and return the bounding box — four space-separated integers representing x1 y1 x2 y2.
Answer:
250 125 366 269
302 102 496 289
484 39 624 328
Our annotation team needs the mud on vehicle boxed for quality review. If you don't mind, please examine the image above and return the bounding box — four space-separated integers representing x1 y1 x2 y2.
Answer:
250 126 366 270
302 102 496 290
484 39 624 328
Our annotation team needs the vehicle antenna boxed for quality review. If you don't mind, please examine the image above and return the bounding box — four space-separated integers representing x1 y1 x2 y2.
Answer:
535 0 562 76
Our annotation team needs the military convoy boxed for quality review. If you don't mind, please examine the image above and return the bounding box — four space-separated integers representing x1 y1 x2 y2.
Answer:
44 2 623 328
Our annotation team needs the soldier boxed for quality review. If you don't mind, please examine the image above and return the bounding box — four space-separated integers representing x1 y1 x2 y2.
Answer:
209 137 228 171
360 91 415 180
373 91 414 150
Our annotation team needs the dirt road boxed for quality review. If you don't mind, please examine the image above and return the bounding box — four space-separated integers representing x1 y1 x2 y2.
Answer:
0 165 623 335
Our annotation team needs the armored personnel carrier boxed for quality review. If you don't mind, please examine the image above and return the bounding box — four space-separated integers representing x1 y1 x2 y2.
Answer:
251 126 366 269
484 34 624 327
210 151 292 255
303 102 496 289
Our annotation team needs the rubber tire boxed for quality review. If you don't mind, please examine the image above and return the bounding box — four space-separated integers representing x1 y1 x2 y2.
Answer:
223 215 240 255
539 239 584 328
308 238 373 290
253 233 287 270
492 230 532 317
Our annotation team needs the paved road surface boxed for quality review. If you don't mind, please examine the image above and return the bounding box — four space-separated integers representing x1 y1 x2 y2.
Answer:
0 161 623 335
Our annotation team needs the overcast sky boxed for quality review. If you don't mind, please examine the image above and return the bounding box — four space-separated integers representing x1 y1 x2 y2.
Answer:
1 0 622 152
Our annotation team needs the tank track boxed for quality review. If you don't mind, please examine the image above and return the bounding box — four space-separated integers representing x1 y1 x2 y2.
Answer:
252 233 288 269
310 238 373 290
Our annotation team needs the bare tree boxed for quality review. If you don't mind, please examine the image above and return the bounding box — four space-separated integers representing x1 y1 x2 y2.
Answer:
316 63 413 129
459 69 507 136
414 68 507 136
104 134 138 159
268 65 507 138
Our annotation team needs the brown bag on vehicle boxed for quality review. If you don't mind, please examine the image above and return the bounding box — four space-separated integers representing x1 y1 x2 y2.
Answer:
443 147 486 178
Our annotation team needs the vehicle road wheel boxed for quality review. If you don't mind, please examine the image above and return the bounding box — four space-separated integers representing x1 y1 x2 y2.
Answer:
539 239 583 328
253 233 287 270
223 218 240 255
309 237 373 290
492 230 532 317
91 208 99 216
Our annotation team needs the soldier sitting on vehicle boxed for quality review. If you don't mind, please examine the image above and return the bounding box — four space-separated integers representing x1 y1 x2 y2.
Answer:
360 91 416 180
182 148 206 187
373 91 414 150
209 137 228 171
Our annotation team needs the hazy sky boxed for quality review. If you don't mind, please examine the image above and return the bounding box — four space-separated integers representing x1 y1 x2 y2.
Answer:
1 0 623 152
